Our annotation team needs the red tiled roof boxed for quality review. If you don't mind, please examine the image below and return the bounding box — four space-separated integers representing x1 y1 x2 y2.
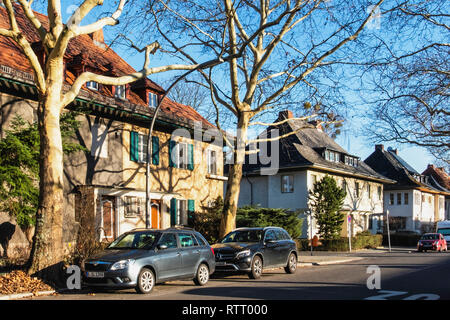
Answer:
0 5 213 128
422 165 450 190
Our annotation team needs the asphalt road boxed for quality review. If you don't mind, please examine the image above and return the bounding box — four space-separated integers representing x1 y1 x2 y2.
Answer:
30 250 450 301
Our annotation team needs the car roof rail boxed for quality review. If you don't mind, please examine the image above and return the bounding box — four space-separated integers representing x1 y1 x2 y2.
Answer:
165 226 196 231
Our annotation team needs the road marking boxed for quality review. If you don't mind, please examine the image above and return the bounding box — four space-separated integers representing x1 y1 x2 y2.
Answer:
365 290 440 300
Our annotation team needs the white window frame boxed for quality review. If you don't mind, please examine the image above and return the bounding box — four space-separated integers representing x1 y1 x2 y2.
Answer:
207 149 217 175
177 199 188 226
149 92 158 108
86 81 98 91
174 142 188 169
281 175 294 193
138 133 149 163
115 85 126 100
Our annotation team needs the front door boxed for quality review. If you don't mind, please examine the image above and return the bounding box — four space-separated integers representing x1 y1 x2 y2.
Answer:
151 200 161 229
155 232 182 280
101 196 116 241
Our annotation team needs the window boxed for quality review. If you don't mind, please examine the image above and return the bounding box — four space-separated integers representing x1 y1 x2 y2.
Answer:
367 184 371 199
124 196 144 217
264 230 277 242
404 193 409 205
130 132 159 165
179 233 198 248
91 123 108 158
207 149 217 175
397 193 402 205
389 193 394 205
325 150 340 163
148 92 158 108
170 198 195 226
170 141 194 170
342 179 347 192
158 233 178 249
86 81 98 91
378 186 382 200
115 85 126 99
355 182 360 197
344 155 358 167
281 175 294 193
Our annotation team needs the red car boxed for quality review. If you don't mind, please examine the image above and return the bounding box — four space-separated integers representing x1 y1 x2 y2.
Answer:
417 233 448 252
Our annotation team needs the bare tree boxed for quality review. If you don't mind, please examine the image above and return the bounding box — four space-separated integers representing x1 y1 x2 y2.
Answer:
125 0 390 237
361 0 449 164
0 0 235 280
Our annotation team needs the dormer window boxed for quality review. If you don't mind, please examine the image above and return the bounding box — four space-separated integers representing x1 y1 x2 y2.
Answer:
344 155 358 167
325 150 340 163
149 92 159 108
115 85 126 100
86 81 98 91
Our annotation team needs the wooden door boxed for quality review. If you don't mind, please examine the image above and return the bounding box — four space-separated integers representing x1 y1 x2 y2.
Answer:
151 200 161 229
102 197 116 240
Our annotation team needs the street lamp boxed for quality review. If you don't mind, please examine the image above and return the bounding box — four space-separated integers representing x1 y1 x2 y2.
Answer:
386 209 392 253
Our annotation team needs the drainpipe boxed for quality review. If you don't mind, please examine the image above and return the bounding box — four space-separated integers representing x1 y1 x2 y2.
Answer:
245 174 254 206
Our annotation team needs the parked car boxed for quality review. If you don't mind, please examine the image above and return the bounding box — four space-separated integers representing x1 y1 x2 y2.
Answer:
211 227 298 279
82 228 215 294
417 233 448 252
436 221 450 243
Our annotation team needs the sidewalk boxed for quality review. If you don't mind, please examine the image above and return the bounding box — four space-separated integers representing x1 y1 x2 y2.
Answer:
296 246 417 267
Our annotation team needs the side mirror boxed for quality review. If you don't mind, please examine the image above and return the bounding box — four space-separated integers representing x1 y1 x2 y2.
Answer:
157 244 168 250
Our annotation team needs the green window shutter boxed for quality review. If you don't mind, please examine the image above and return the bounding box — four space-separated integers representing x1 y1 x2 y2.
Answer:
170 198 177 226
152 136 159 165
187 199 195 226
169 140 177 168
130 131 139 162
187 143 194 171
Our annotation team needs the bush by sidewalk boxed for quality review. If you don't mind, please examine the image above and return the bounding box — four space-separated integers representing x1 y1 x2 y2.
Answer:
296 232 383 251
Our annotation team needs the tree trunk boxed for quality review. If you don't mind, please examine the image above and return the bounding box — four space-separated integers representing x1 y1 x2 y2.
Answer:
220 113 249 238
27 89 65 284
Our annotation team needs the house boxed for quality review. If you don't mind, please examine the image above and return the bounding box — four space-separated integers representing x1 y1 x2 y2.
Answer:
238 110 395 238
364 145 449 233
421 164 450 220
0 7 225 248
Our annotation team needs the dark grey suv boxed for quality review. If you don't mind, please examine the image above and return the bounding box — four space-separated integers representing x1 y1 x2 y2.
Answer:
82 228 215 294
212 227 298 279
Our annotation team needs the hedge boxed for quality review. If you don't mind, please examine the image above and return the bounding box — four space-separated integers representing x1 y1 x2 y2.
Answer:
382 233 421 247
296 233 383 251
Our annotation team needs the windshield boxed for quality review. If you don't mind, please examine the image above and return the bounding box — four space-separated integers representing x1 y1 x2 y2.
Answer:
421 234 439 240
437 229 450 236
107 232 158 249
221 230 263 243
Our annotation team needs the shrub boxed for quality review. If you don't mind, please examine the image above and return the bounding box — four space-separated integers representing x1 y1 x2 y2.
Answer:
296 233 382 251
192 198 304 243
236 206 304 239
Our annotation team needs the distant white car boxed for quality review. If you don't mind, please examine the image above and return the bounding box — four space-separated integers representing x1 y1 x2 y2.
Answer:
436 221 450 243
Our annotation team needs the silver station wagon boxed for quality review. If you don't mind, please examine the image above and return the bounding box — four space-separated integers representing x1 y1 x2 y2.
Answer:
82 228 216 294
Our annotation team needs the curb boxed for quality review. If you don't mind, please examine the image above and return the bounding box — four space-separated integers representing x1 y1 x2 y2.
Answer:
298 257 363 267
0 290 55 300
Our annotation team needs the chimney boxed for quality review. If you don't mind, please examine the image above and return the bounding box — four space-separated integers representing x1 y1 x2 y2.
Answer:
278 110 293 120
375 144 384 152
428 164 435 170
90 29 106 49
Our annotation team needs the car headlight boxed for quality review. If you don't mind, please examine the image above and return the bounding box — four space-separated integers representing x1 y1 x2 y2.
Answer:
235 250 251 259
110 259 135 271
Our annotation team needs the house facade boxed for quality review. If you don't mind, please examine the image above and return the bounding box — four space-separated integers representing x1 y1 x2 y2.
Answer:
422 164 450 221
364 146 449 233
0 7 225 249
238 111 394 239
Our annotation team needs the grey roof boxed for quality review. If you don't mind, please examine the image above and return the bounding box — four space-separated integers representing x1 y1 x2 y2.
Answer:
243 114 393 183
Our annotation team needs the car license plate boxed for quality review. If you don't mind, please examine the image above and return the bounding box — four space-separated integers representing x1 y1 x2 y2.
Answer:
87 272 104 278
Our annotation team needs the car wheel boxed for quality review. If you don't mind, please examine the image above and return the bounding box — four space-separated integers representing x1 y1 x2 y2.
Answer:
193 263 209 286
135 268 155 294
248 255 263 279
284 252 297 274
